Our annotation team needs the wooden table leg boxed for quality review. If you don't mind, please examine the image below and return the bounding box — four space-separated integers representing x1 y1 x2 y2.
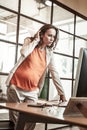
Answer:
15 112 26 130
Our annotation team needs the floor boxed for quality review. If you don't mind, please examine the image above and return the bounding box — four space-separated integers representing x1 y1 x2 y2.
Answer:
34 123 81 130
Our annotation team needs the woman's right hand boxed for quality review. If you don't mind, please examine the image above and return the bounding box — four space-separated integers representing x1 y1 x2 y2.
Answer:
34 30 41 41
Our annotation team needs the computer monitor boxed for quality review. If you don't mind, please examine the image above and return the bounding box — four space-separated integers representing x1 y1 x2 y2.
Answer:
73 48 87 97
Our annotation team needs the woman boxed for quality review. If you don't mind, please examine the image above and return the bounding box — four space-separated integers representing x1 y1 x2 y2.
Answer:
6 24 66 130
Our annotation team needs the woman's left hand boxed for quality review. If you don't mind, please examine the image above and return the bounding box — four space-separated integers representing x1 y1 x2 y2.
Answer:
60 95 67 102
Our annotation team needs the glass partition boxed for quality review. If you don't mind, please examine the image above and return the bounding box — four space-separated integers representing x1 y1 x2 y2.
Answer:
53 54 72 78
17 45 22 59
0 0 87 100
0 0 18 11
19 16 43 43
53 5 74 34
0 42 16 73
49 79 72 100
55 31 73 56
76 17 87 39
21 0 51 23
74 58 78 79
0 75 7 94
0 9 17 42
75 37 87 57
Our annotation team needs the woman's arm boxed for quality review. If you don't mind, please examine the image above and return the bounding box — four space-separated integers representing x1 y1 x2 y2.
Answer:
20 31 40 57
20 37 32 56
48 55 66 102
20 37 39 57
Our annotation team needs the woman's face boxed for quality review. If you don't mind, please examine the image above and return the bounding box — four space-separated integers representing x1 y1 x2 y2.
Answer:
41 28 56 47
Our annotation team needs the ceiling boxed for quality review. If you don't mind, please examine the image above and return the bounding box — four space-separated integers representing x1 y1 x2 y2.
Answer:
56 0 87 18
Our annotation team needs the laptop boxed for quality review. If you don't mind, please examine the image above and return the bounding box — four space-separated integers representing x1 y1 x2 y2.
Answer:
63 97 87 117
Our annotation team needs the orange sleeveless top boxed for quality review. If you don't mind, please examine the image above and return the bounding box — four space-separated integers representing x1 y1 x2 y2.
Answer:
10 47 46 91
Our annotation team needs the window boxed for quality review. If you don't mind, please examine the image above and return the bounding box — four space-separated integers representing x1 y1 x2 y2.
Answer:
53 5 74 34
55 31 73 56
0 0 87 101
0 9 17 42
0 0 18 11
0 42 16 73
21 0 51 23
19 16 43 43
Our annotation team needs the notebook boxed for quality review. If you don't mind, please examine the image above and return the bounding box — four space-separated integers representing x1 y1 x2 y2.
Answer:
27 99 59 108
27 99 68 108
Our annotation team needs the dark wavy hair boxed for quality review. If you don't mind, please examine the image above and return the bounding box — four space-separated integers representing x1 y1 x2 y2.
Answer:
30 24 59 49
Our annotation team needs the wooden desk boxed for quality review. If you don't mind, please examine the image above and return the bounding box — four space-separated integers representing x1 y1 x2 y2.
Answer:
0 102 87 130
